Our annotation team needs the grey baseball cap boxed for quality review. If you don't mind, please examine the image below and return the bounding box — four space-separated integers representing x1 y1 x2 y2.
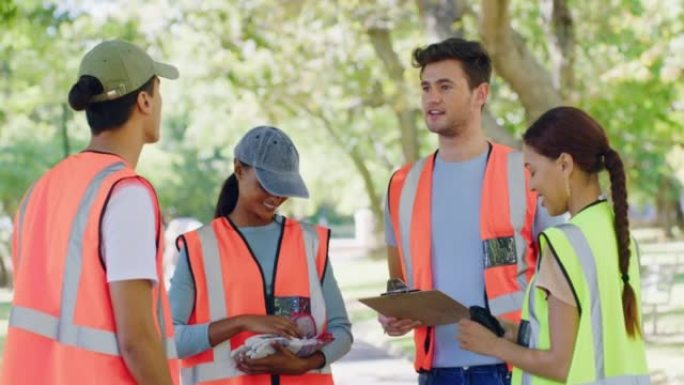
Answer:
234 126 309 199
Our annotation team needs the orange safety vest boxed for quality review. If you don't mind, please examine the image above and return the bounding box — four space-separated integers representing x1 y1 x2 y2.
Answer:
1 152 179 385
177 216 333 385
387 143 538 372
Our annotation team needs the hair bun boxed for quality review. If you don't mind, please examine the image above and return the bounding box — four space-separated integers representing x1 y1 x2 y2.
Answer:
68 75 103 111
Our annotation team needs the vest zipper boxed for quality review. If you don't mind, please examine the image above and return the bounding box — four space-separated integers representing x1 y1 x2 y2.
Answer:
269 218 286 385
226 216 287 385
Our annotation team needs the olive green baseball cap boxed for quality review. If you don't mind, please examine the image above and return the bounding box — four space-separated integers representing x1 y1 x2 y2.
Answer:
78 39 179 103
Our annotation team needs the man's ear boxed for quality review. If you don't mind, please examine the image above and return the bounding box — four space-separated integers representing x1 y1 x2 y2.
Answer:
137 91 152 115
476 83 489 107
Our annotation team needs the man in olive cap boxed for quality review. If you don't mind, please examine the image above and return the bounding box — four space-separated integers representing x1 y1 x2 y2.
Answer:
2 40 180 385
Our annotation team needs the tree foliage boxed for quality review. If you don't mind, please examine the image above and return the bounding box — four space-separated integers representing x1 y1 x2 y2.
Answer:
0 0 682 234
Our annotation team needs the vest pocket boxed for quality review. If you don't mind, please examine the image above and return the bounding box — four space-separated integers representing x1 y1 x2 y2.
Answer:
274 296 311 315
274 296 316 337
483 237 517 267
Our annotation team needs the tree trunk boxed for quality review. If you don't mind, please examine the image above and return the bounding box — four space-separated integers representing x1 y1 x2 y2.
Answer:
298 104 385 231
0 245 9 288
540 0 576 101
415 0 467 40
366 27 421 164
482 110 519 148
655 175 684 238
480 0 564 124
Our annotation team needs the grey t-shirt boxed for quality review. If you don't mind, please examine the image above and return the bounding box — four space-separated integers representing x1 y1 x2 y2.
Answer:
385 150 561 368
169 215 353 363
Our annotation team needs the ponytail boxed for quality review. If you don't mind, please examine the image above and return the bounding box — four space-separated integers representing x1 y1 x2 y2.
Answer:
68 75 104 111
604 148 641 338
214 174 238 218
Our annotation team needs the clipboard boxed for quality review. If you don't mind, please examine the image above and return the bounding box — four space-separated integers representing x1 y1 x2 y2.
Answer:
358 290 470 326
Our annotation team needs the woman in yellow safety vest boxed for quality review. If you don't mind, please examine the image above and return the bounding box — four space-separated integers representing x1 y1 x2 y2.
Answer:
457 106 650 385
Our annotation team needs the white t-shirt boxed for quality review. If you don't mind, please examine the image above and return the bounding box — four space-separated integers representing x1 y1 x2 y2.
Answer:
100 181 158 283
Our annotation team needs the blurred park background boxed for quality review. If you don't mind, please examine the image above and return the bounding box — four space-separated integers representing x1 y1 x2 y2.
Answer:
0 0 683 383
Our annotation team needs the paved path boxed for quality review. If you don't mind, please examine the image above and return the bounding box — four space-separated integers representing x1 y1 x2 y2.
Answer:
332 340 417 385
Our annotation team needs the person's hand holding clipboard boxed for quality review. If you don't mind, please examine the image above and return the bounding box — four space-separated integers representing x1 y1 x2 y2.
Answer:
359 278 470 329
360 279 505 337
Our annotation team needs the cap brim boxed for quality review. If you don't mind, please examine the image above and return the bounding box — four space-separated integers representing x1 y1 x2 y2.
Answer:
255 168 309 199
154 61 179 80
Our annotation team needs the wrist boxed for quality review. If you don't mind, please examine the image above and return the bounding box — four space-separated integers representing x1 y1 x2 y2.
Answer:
492 336 508 360
501 319 519 342
233 315 247 333
300 351 326 372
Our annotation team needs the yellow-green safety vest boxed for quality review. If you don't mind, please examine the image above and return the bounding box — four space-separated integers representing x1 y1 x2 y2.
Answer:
512 201 650 385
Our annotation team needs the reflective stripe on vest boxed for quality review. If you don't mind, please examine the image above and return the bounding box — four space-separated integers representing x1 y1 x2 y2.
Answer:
8 162 177 358
576 375 651 385
180 221 329 384
521 274 541 385
157 287 179 358
521 223 649 385
397 156 427 289
505 151 529 316
301 224 327 337
559 224 605 378
488 290 525 317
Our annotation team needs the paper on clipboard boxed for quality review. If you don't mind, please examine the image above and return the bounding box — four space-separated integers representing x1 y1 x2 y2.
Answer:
358 290 469 326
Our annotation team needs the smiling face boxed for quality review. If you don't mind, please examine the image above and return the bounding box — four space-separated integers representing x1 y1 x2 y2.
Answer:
420 59 488 137
523 144 571 216
234 162 287 225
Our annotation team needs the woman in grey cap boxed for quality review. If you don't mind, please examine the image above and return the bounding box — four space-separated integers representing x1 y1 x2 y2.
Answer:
169 126 352 384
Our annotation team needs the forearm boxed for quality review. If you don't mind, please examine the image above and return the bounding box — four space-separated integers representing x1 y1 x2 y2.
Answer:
110 280 173 385
387 246 403 279
174 323 211 358
320 326 353 364
319 263 353 363
492 338 568 382
296 351 326 372
119 331 173 385
208 315 246 347
170 248 213 357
